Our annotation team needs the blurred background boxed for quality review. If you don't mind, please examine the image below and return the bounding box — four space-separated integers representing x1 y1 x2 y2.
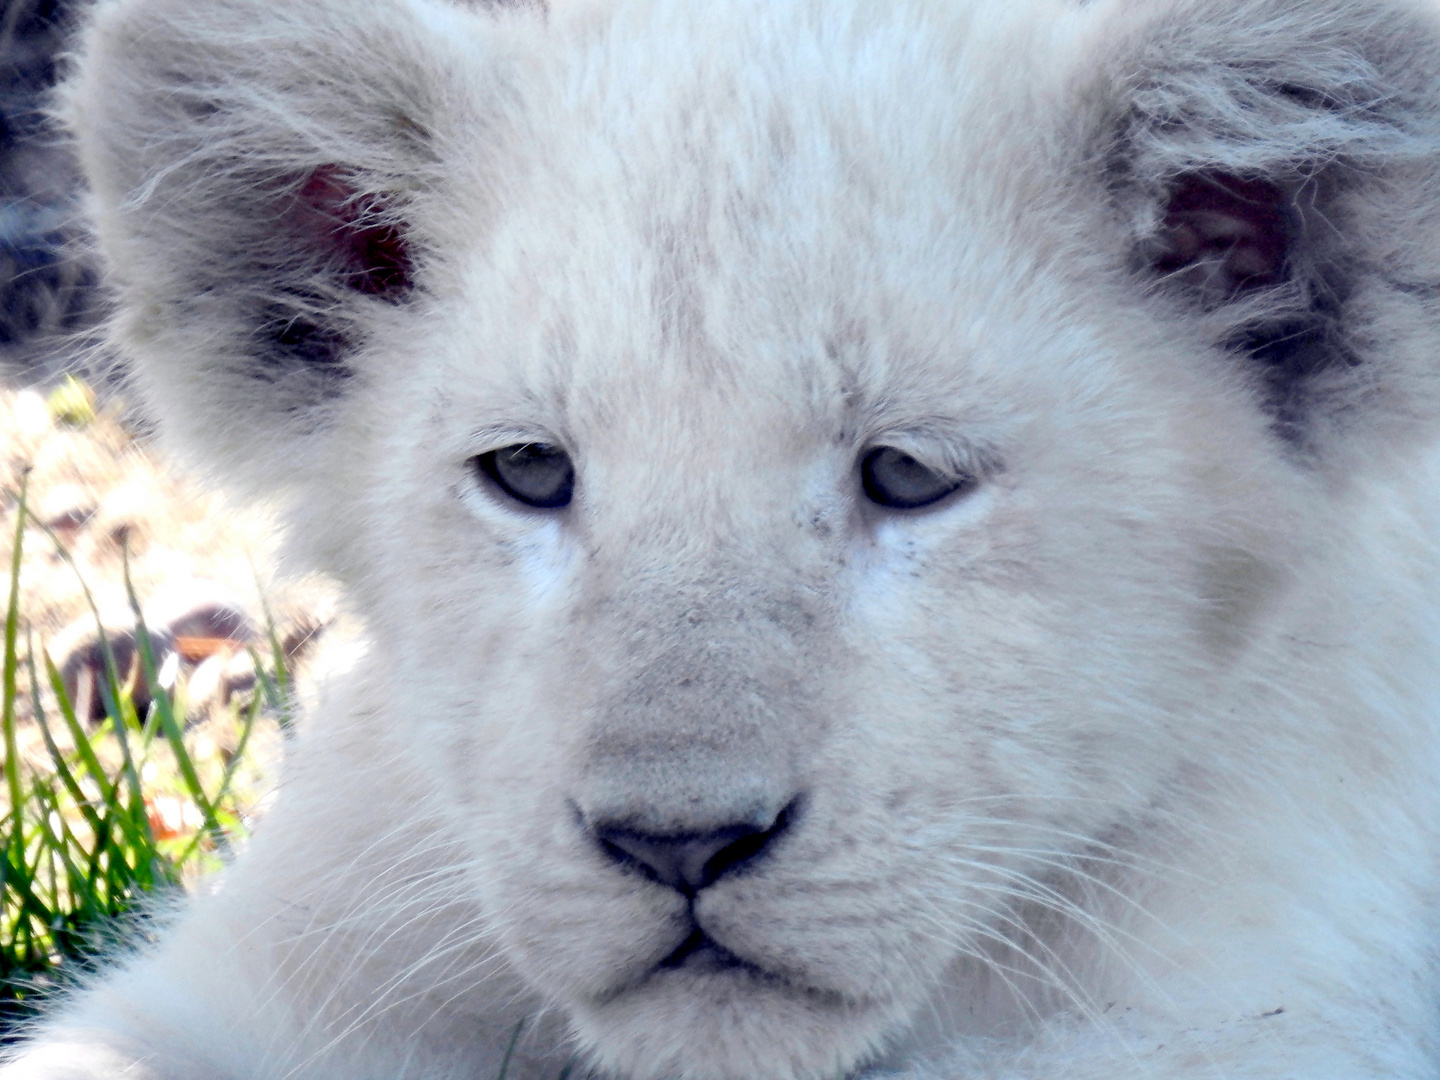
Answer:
0 0 97 388
0 5 327 1036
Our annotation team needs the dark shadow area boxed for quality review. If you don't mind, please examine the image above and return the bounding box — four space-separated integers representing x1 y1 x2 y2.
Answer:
0 0 99 386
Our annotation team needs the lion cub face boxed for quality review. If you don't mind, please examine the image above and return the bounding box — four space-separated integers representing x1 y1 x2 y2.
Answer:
68 0 1440 1075
339 23 1295 1079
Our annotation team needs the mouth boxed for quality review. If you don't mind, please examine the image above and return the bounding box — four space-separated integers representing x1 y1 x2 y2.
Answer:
590 911 849 1010
660 927 764 974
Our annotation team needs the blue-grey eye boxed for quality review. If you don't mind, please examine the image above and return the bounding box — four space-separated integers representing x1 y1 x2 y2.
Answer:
860 447 973 510
475 443 575 509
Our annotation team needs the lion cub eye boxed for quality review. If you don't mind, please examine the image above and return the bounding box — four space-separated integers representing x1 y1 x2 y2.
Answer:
475 443 575 509
860 447 974 510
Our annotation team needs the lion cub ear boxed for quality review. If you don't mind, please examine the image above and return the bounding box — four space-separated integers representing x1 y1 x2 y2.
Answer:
64 0 534 490
1096 0 1440 460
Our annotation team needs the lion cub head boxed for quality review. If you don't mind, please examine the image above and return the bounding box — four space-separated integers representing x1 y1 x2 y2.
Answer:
67 0 1440 1076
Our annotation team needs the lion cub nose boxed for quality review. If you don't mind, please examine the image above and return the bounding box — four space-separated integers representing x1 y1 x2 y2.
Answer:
591 802 797 895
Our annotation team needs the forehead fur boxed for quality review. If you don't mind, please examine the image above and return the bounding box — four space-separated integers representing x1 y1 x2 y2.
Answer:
399 0 1175 441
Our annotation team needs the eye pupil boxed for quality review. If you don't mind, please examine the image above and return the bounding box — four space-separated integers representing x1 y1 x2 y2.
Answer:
861 447 971 510
476 443 575 509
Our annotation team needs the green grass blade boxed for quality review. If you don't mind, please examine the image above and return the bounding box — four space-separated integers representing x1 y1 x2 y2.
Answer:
4 835 55 940
95 681 147 841
119 548 218 835
47 652 108 780
254 576 292 705
28 633 104 838
4 474 30 849
174 674 265 865
30 779 90 918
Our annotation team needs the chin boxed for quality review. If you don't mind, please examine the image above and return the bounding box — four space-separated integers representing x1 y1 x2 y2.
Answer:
567 957 901 1080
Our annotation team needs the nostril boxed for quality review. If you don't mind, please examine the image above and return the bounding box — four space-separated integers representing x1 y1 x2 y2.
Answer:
591 799 800 896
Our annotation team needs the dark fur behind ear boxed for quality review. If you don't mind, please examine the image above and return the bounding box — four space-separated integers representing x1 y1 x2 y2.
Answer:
63 0 525 487
1095 0 1440 452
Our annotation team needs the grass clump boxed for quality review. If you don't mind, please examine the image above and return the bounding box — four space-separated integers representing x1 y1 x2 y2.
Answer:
1 473 291 1039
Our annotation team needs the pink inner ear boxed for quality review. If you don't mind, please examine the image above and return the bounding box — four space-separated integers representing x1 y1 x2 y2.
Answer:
1150 173 1288 298
289 166 412 298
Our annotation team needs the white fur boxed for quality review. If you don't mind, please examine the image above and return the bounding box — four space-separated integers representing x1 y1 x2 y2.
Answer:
8 0 1440 1076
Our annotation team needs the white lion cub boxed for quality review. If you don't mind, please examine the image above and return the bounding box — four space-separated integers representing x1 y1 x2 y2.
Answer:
8 0 1440 1076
